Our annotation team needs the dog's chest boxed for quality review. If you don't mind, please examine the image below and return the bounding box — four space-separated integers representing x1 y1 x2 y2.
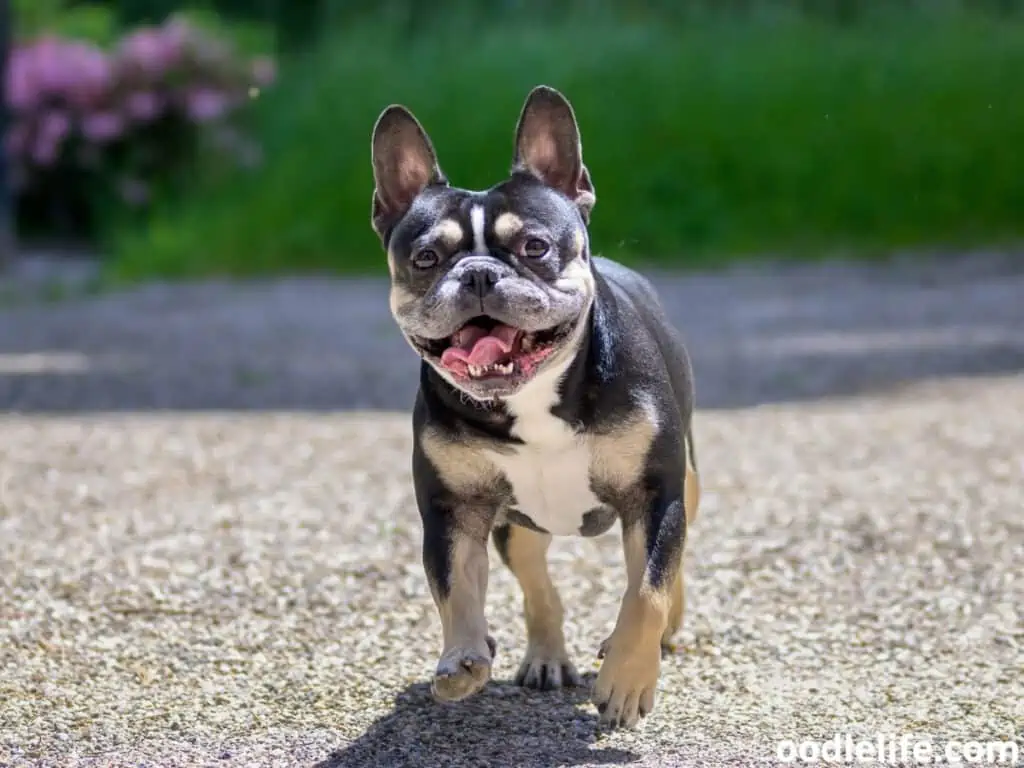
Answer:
485 381 606 537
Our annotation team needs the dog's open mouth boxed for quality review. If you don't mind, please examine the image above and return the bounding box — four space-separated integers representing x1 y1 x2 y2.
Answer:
416 316 573 381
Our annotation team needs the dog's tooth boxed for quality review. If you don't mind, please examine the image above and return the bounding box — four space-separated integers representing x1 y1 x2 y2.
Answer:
522 335 533 352
466 361 517 377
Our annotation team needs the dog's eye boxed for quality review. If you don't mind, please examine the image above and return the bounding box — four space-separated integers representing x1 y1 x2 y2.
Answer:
522 238 549 259
411 249 439 269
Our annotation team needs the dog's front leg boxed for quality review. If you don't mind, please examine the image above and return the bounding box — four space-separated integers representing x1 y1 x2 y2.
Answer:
421 501 496 702
594 490 686 728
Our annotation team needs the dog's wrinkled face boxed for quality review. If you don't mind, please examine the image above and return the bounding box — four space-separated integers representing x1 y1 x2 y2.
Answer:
370 86 598 401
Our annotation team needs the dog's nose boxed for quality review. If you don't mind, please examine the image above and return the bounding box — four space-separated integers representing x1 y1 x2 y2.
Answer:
460 266 499 299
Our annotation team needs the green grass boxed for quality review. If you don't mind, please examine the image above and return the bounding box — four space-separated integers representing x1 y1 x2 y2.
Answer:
108 11 1024 280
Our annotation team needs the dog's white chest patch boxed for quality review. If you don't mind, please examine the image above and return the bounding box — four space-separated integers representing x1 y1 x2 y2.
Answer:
484 365 604 537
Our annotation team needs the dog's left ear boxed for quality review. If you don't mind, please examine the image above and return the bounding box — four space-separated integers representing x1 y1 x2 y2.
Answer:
371 105 448 241
512 85 596 222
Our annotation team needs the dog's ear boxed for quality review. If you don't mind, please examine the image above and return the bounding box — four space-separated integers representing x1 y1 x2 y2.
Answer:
512 85 596 222
371 105 447 240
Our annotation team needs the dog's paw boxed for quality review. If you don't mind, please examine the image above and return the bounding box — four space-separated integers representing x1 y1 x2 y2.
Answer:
431 644 493 702
514 648 582 691
592 636 661 729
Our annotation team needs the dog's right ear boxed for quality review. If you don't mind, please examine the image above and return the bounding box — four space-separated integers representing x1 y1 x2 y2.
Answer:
371 105 447 241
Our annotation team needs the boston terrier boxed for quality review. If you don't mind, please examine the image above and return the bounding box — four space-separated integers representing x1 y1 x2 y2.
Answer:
369 85 700 729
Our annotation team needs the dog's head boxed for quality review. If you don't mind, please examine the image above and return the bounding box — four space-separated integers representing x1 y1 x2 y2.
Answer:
370 85 597 402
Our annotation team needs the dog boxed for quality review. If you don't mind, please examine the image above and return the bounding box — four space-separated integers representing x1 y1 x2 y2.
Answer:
369 85 700 729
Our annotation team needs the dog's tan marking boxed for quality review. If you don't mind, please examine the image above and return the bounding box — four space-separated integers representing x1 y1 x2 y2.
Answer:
500 525 581 688
426 218 464 250
554 254 596 299
385 246 400 279
591 392 659 488
389 282 431 365
664 424 699 647
386 219 461 278
593 522 672 728
573 227 586 257
420 426 508 500
388 281 417 318
663 569 686 648
493 212 524 243
430 533 493 702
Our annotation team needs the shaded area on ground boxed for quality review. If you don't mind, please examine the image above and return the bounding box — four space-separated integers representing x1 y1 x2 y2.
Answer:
0 252 1022 413
314 680 640 768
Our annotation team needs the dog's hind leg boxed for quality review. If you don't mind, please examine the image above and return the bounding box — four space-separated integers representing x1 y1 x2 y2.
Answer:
662 427 700 649
493 523 582 690
662 570 686 651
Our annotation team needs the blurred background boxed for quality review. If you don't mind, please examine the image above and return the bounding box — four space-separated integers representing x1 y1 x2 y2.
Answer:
3 0 1022 281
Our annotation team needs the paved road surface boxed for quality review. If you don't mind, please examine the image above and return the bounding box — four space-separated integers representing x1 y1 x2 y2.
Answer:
1 253 1022 767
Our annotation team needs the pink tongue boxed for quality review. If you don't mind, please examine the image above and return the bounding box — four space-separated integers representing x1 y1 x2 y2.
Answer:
441 324 520 368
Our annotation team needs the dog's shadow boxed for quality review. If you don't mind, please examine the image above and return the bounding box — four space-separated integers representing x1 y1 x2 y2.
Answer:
314 673 640 768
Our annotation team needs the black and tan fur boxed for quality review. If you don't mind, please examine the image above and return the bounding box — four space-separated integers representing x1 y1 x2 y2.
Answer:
370 85 700 729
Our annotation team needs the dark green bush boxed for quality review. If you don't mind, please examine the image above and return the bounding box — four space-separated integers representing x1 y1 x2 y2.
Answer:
14 0 120 45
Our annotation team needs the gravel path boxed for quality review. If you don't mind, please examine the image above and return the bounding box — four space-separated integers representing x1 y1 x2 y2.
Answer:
1 253 1022 767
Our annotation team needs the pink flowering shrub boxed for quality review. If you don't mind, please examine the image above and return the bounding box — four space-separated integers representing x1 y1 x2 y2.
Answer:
7 16 276 240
